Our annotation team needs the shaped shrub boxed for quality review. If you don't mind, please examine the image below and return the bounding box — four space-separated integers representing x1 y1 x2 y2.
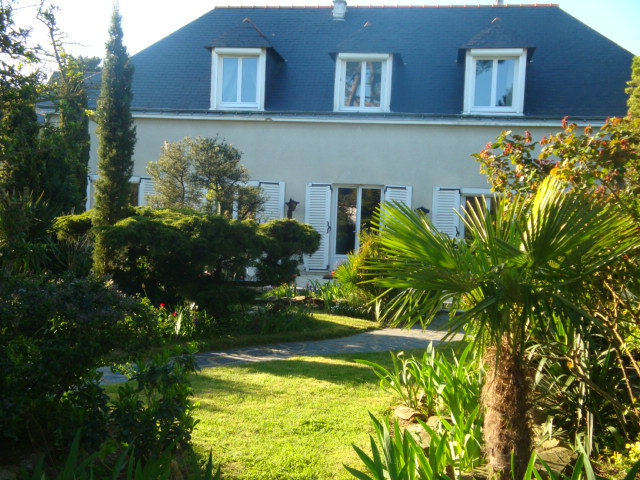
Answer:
93 209 319 312
256 218 320 284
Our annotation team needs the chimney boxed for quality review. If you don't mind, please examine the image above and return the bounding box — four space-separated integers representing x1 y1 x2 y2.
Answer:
333 0 347 20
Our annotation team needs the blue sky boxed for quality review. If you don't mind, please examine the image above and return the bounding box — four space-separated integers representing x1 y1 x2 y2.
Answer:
14 0 640 64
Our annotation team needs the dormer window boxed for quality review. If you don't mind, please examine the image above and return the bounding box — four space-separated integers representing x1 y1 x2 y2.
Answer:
211 48 266 110
334 53 392 112
463 48 526 115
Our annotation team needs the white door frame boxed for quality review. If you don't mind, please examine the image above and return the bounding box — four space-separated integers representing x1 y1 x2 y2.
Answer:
330 184 382 270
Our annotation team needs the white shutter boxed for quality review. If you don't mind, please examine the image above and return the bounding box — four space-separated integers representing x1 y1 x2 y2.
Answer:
85 175 92 211
432 187 462 238
304 183 332 271
256 181 285 223
138 178 156 206
88 174 98 209
383 185 412 207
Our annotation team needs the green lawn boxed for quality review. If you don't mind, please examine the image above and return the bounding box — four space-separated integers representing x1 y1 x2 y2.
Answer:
190 349 423 480
188 313 379 353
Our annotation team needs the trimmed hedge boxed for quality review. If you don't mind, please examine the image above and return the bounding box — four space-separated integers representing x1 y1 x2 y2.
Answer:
55 208 320 312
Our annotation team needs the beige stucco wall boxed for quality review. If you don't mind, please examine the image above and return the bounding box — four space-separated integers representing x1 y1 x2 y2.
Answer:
87 116 556 222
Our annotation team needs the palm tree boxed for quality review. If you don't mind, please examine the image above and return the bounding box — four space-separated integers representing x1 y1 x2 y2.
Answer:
366 177 640 479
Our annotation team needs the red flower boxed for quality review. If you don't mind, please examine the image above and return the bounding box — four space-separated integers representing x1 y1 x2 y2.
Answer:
172 311 177 316
561 116 569 129
159 303 165 308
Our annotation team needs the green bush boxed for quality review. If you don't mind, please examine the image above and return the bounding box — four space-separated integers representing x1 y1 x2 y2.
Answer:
256 218 320 284
332 232 390 321
228 305 315 335
0 189 58 275
53 209 94 242
93 208 261 311
92 209 318 312
111 348 200 460
0 274 157 450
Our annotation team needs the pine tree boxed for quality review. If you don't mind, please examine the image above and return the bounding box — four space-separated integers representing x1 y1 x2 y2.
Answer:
627 56 640 118
93 7 136 226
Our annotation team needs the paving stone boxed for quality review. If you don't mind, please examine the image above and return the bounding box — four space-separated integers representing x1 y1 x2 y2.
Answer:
98 314 462 385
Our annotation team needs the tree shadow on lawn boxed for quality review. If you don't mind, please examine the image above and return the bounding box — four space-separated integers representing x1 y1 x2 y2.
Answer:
228 340 467 387
233 349 426 387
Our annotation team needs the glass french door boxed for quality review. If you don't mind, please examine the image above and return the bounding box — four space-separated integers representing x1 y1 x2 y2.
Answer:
332 186 381 268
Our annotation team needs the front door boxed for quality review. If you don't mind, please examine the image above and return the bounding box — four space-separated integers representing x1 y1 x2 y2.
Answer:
332 186 382 269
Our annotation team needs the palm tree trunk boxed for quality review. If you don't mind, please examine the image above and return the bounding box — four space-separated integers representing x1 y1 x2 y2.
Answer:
481 337 532 480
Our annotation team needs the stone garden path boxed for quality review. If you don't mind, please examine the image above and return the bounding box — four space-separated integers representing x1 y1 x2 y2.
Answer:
99 320 463 385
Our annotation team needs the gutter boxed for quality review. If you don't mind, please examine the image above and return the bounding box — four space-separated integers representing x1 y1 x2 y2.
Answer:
37 106 607 128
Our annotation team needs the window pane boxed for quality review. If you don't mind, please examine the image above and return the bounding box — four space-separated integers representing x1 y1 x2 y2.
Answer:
474 59 492 107
241 57 257 103
364 61 382 107
360 188 381 232
344 61 361 107
495 59 514 107
222 57 238 102
336 188 357 255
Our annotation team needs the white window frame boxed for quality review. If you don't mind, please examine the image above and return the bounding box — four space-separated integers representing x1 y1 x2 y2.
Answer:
333 53 392 113
463 48 527 115
331 184 383 269
459 188 494 239
211 47 266 111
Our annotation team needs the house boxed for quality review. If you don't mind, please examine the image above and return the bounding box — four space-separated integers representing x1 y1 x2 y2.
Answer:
78 1 633 272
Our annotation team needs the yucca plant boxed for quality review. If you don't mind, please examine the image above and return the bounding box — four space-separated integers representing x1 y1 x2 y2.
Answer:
365 177 640 479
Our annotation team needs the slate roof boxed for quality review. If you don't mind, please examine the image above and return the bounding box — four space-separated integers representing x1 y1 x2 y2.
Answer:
209 17 274 49
127 4 632 118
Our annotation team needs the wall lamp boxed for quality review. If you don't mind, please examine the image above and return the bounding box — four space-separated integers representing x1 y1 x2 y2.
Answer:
285 198 300 219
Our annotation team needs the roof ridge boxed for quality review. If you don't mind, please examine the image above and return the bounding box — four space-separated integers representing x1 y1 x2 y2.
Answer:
212 4 559 9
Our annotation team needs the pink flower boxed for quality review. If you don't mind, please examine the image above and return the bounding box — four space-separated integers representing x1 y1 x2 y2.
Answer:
172 311 177 317
561 115 569 129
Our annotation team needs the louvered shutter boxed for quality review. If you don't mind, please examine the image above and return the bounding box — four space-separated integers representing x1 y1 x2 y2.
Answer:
304 183 332 271
256 181 285 223
432 187 462 238
383 185 412 207
138 178 156 206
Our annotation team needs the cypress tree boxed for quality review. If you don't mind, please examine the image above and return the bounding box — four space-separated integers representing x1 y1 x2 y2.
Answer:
94 7 136 226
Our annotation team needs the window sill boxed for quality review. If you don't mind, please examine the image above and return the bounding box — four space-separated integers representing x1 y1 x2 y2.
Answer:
463 110 524 117
334 107 390 113
212 105 264 112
